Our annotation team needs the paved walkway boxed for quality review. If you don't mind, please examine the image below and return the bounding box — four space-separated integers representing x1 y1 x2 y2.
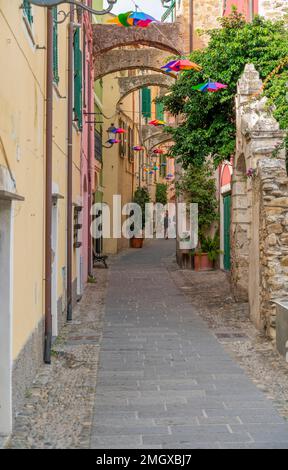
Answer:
91 240 288 449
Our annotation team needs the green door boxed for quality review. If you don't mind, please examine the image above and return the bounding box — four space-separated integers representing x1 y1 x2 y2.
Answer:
223 194 231 271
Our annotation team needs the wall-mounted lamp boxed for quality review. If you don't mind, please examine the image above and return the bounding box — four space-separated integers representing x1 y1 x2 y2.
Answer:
25 0 118 23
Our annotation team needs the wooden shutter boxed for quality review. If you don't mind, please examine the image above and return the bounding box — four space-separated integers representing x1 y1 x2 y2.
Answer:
23 0 33 25
156 101 164 121
141 88 151 119
73 28 83 131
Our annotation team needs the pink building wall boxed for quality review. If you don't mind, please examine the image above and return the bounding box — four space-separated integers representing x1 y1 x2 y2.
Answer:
223 0 258 19
81 3 95 285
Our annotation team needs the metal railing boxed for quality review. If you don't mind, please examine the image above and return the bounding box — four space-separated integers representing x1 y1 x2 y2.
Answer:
161 0 176 22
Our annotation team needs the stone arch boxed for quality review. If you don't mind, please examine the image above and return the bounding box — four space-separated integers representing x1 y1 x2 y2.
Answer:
117 74 175 105
94 49 175 80
93 23 183 56
146 133 173 152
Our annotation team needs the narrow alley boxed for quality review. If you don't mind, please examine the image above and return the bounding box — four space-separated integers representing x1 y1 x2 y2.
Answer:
9 241 288 449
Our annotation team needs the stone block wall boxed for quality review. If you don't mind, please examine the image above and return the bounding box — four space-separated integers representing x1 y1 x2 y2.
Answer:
259 0 288 21
231 64 287 338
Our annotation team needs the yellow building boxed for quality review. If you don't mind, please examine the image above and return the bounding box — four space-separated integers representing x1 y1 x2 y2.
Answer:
0 1 82 435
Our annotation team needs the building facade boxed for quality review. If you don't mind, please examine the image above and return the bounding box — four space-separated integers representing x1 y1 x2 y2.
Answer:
0 0 94 436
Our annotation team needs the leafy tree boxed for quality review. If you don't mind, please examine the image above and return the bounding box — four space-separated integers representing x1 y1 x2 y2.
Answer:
156 183 168 205
162 10 288 168
133 187 151 229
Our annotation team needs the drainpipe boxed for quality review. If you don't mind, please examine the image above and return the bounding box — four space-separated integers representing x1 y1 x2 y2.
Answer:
44 7 53 364
249 0 254 21
87 5 93 276
67 6 74 322
189 0 193 52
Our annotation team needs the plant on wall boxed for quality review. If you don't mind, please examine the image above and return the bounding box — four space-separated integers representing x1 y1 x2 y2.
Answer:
177 162 218 237
161 9 288 168
156 183 168 206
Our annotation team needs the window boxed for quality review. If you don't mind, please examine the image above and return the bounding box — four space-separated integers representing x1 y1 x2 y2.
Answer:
73 28 83 131
128 127 134 162
160 155 167 178
119 119 126 158
156 101 164 121
23 0 33 26
53 8 59 85
141 88 151 120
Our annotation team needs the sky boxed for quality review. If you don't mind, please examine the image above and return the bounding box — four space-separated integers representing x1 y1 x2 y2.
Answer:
112 0 164 20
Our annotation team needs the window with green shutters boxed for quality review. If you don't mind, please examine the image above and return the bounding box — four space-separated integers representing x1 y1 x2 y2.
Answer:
156 101 164 121
23 0 33 25
141 88 151 120
73 28 83 131
160 155 167 178
52 8 59 85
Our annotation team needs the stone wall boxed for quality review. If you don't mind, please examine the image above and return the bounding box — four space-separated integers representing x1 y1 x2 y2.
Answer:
259 0 288 20
177 0 222 53
231 64 287 338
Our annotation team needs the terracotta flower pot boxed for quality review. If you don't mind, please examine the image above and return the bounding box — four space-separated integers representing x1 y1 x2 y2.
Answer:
194 253 214 271
130 237 144 249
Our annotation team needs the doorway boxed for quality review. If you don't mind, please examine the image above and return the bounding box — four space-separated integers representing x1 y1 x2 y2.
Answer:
223 193 231 271
51 201 58 338
0 200 13 435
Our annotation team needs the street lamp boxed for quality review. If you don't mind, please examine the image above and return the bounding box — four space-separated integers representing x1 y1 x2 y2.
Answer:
26 0 118 16
103 124 121 148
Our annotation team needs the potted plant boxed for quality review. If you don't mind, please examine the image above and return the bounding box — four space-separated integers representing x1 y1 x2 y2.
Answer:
194 233 222 271
130 187 150 248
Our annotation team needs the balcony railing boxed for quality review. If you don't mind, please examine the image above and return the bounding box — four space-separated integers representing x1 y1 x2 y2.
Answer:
161 0 176 22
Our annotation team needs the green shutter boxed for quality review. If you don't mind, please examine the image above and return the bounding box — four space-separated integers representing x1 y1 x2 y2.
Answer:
156 101 164 121
53 7 59 85
223 194 231 271
73 28 83 131
142 88 151 119
23 0 33 25
160 155 167 178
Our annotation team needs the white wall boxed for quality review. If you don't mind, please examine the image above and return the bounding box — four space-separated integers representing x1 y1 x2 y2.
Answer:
0 200 13 435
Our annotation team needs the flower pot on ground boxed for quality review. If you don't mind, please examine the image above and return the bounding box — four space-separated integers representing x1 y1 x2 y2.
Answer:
130 237 144 249
194 234 222 271
194 252 214 271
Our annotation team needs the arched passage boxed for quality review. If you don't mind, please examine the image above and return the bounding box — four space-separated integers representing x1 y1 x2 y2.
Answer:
146 133 173 152
92 22 183 56
94 49 175 80
117 74 175 106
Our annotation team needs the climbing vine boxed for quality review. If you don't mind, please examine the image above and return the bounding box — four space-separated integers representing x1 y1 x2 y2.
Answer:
161 10 288 168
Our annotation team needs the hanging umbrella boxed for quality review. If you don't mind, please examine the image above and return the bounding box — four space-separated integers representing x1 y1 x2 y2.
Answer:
107 139 121 144
148 119 166 126
133 145 144 151
129 12 157 27
153 148 165 154
162 59 202 73
111 127 127 134
192 81 227 92
161 60 178 72
107 11 157 28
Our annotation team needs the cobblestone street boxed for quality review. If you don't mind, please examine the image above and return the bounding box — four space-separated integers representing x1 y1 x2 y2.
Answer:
9 240 288 449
